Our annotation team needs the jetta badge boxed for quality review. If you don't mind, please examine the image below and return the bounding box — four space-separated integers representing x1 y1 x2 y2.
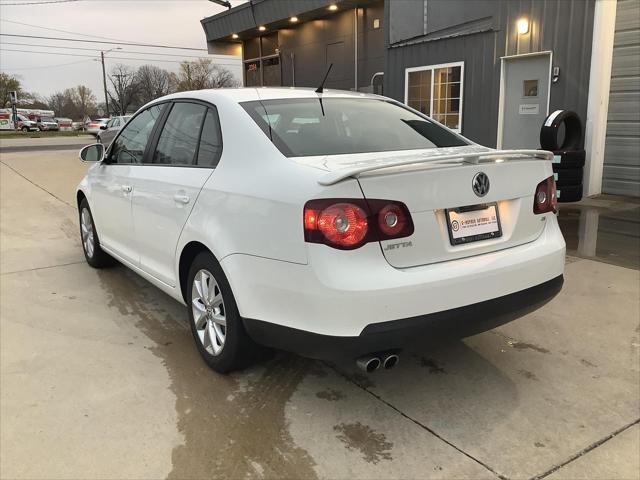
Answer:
472 172 490 197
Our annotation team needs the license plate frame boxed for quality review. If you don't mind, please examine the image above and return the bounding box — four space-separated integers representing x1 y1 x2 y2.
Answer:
445 203 503 246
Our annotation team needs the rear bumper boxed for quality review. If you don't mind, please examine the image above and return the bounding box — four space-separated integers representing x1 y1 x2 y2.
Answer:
244 274 563 360
222 216 565 339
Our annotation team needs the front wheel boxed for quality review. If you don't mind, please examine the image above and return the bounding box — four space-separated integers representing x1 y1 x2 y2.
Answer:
21 126 28 132
187 252 259 373
79 199 113 268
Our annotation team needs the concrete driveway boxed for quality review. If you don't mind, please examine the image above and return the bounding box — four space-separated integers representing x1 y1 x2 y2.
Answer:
1 139 638 480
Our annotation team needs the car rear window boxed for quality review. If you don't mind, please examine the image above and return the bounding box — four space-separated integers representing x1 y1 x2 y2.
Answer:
241 98 468 157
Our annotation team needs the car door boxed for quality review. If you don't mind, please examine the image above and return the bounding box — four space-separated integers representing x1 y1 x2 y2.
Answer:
130 101 222 287
90 104 166 265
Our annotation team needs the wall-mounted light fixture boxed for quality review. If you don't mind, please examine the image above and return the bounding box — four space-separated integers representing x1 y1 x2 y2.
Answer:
258 25 266 32
517 17 530 35
290 16 299 23
328 4 338 11
231 33 239 39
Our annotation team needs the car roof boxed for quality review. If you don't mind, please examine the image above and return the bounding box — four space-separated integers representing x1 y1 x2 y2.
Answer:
159 87 383 104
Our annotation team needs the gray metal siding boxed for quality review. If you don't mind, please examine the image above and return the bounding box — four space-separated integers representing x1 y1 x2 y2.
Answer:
603 0 640 197
277 3 385 90
385 0 595 148
388 0 425 44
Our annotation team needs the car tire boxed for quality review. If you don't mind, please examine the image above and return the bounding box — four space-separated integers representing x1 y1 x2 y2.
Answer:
21 126 28 132
540 110 583 151
554 167 583 186
551 149 586 169
557 184 583 203
187 251 259 373
79 198 113 268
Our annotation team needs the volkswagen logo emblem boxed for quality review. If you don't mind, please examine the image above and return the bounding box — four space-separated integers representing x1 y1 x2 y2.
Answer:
472 172 490 197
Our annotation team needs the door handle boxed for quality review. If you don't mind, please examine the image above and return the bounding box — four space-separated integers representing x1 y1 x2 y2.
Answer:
121 185 132 193
173 193 190 204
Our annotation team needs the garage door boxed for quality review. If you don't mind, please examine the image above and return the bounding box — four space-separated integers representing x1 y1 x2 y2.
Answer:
603 0 640 197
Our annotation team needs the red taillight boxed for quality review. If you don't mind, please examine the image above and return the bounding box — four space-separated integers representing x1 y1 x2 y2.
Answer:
378 204 406 237
303 198 413 250
304 209 317 230
533 175 557 214
317 203 368 247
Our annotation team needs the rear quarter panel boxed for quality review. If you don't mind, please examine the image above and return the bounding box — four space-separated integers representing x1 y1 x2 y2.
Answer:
175 97 364 269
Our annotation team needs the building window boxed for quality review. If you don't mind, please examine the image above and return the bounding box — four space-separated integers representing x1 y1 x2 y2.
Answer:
243 33 281 88
405 62 464 132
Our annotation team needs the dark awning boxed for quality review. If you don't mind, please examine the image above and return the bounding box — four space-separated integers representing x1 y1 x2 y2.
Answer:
201 0 366 43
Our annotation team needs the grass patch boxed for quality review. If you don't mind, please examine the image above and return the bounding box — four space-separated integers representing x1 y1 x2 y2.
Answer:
0 130 93 139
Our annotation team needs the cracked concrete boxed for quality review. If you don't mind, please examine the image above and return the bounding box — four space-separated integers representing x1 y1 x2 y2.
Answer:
1 141 638 480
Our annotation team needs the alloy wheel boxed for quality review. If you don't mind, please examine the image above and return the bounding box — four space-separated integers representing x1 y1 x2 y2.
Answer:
80 208 95 258
191 269 226 355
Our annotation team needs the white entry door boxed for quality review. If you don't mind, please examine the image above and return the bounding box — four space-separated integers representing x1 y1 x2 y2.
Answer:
499 53 551 149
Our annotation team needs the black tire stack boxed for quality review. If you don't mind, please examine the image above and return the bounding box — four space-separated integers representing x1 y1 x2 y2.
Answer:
540 110 585 202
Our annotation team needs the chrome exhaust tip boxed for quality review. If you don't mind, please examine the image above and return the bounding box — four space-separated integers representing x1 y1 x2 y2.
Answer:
356 356 381 373
382 354 399 369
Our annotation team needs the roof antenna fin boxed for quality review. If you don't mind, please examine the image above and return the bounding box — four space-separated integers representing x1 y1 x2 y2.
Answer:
315 63 333 94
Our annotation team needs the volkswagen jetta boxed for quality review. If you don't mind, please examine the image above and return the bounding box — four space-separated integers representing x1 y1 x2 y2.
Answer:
77 88 565 373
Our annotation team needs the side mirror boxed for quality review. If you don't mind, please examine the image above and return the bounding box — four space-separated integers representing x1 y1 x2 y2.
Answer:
100 125 108 130
79 143 105 163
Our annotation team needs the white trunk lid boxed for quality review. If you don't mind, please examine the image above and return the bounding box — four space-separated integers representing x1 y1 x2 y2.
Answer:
295 146 554 268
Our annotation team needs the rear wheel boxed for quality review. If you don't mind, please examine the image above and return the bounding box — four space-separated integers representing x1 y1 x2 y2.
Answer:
79 199 113 268
187 251 258 373
21 126 28 132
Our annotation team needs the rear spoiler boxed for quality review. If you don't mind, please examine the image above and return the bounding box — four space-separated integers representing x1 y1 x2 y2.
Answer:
318 149 554 186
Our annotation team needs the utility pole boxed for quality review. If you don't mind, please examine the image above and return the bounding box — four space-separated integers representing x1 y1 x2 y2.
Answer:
100 51 110 118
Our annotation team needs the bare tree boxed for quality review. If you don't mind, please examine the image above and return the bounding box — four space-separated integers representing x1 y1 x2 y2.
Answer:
136 65 174 104
17 93 49 110
73 85 97 119
175 59 238 91
47 91 68 116
107 64 139 115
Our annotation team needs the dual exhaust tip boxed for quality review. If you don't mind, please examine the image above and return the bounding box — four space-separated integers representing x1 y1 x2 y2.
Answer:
356 353 399 373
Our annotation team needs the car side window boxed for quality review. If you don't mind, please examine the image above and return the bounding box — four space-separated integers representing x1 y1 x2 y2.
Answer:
109 105 164 164
112 118 120 128
197 108 223 167
152 102 206 166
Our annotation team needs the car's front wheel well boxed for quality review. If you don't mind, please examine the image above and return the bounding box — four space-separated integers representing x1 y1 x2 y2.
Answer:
179 241 213 303
76 190 87 209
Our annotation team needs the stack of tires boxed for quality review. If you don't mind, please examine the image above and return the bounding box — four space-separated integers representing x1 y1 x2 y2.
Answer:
540 110 585 202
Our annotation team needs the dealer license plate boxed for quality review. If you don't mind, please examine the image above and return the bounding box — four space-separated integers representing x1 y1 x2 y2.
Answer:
445 203 502 246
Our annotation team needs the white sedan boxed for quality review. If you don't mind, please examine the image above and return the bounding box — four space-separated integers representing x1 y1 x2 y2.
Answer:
77 88 565 373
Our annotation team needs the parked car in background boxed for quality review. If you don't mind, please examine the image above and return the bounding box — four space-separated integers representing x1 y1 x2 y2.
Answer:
84 118 109 137
17 114 38 132
36 116 59 131
97 115 132 145
76 88 565 374
85 118 109 136
55 117 74 131
72 121 85 131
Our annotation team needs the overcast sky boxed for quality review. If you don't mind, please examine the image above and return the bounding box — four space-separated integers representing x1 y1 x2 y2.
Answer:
0 0 245 100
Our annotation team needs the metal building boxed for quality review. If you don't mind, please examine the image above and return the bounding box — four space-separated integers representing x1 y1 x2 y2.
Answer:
202 0 640 197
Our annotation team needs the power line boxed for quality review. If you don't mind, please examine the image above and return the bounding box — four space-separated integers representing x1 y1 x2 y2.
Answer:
0 48 241 66
1 58 94 70
0 33 208 52
0 18 126 42
1 47 99 58
0 41 242 60
0 0 83 5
